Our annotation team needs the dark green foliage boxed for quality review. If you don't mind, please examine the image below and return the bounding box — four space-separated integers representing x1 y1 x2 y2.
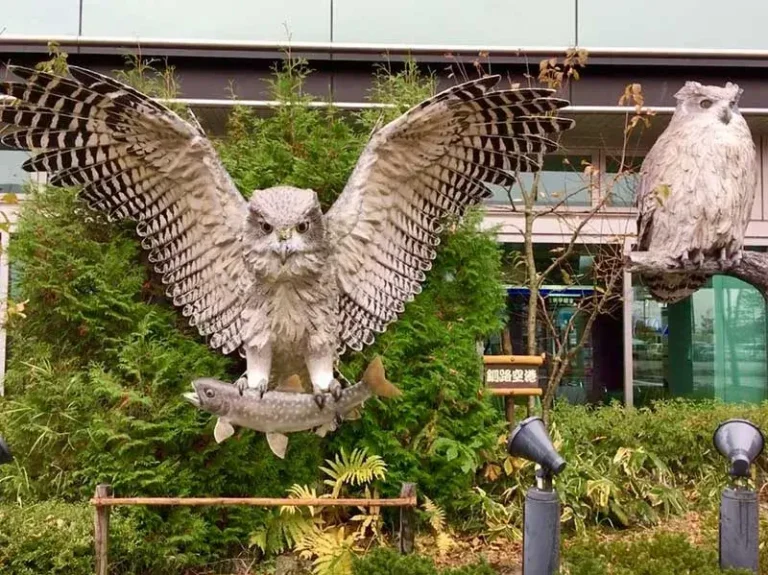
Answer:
0 501 142 574
562 531 752 575
352 548 497 575
214 57 365 207
0 186 323 573
330 209 506 510
0 55 506 572
475 399 768 534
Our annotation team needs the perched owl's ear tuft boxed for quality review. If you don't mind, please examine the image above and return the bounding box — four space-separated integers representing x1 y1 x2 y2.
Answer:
725 82 744 103
674 81 703 100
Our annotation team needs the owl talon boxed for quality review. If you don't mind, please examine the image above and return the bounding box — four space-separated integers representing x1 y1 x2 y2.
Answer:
329 380 343 402
253 379 268 398
314 393 327 410
236 377 268 398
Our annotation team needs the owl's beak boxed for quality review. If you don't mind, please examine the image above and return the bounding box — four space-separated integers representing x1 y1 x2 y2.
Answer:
720 107 733 125
278 228 293 241
275 243 293 263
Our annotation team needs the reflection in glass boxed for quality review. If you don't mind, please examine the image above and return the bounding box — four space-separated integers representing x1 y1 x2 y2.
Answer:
486 155 594 207
0 150 30 194
603 155 644 207
632 275 768 405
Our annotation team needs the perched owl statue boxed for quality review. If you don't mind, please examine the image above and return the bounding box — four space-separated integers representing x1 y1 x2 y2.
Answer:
0 65 573 406
635 81 758 303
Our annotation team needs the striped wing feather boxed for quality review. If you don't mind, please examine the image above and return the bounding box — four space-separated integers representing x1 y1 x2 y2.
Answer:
327 76 574 353
0 65 249 354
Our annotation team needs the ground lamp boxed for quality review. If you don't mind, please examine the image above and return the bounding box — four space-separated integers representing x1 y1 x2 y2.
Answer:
507 416 566 575
0 435 12 466
713 418 764 573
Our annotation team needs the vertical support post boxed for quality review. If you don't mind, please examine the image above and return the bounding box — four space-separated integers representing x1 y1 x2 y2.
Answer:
526 395 536 417
94 484 112 575
505 396 516 429
719 487 759 573
622 237 634 408
523 485 560 575
398 483 416 555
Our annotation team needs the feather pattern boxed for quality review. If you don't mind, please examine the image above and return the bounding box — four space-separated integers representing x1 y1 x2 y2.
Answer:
0 65 250 354
327 76 574 353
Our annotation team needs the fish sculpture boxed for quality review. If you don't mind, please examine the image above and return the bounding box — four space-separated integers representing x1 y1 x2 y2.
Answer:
183 357 400 458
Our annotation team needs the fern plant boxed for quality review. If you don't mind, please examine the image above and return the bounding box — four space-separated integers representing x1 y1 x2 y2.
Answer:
420 497 455 555
251 448 390 575
322 448 388 498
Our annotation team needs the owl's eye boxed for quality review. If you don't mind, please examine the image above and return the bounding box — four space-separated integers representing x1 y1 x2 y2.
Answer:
261 222 274 234
204 388 215 399
700 99 713 109
729 100 736 108
296 221 310 234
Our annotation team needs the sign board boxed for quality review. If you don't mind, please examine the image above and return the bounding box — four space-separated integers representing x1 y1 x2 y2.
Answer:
483 354 545 392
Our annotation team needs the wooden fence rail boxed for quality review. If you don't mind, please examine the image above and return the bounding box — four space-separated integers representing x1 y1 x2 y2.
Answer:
91 482 418 575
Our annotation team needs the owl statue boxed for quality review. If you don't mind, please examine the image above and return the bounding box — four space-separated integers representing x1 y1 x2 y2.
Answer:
0 65 573 406
635 81 758 303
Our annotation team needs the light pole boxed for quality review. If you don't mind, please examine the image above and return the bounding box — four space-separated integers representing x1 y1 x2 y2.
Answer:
507 416 566 575
713 418 764 573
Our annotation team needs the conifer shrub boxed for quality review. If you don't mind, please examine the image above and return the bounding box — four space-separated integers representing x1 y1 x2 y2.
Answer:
0 56 506 572
352 547 497 575
0 501 144 574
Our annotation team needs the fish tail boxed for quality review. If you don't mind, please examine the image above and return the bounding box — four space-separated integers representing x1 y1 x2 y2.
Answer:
362 356 401 398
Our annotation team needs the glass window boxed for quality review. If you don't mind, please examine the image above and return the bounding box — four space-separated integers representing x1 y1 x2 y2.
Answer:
603 155 644 207
632 274 768 405
0 150 30 195
486 154 595 207
713 276 767 403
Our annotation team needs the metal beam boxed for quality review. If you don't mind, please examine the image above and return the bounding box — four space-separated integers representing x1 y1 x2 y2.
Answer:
5 35 768 61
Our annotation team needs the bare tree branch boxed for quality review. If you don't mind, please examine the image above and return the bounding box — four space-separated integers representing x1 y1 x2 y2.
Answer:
626 250 768 302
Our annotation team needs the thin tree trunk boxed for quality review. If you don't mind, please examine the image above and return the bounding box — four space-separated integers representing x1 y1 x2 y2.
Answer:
525 206 538 356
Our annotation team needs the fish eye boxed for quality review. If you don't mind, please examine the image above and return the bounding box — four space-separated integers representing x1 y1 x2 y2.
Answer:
261 222 273 234
296 221 310 234
204 388 215 398
700 99 713 109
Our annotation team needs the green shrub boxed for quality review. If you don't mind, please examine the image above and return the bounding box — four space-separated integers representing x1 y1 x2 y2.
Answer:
352 547 497 575
0 54 506 571
470 399 768 535
0 501 145 575
562 531 752 575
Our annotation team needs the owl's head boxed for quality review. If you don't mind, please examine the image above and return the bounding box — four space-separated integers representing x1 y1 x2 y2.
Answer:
673 81 744 125
242 186 328 276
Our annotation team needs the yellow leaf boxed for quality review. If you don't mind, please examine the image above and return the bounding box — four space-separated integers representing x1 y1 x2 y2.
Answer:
483 463 501 482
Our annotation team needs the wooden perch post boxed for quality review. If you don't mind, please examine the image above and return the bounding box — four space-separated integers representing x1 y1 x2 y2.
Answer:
626 250 768 300
398 482 417 555
93 484 112 575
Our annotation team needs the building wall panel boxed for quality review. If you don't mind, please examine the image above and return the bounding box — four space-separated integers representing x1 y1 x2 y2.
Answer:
1 0 80 36
578 0 768 50
332 0 575 46
81 0 332 42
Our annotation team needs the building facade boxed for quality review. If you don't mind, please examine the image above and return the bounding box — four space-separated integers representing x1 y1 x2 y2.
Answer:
3 0 768 405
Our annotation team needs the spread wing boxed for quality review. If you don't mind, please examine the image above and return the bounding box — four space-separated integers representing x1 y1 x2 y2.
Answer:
326 76 574 353
0 65 249 355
